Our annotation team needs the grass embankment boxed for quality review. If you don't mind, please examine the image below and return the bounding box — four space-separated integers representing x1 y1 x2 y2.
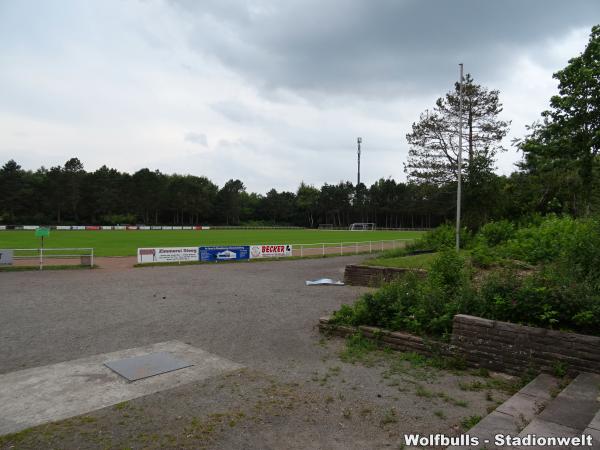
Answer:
0 229 423 257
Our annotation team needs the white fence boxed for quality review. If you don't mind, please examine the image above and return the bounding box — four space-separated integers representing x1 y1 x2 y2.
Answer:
9 248 95 270
294 239 412 257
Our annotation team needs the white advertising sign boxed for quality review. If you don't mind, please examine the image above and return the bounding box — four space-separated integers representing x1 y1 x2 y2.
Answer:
137 247 199 264
249 244 293 259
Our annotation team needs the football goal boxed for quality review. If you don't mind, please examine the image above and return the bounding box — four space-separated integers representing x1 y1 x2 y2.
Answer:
318 224 334 230
349 223 376 231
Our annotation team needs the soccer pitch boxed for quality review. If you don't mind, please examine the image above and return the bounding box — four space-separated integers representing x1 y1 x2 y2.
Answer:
0 229 424 257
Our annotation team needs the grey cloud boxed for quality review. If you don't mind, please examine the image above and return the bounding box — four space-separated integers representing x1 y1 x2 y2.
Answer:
184 132 208 146
211 100 260 124
170 0 600 99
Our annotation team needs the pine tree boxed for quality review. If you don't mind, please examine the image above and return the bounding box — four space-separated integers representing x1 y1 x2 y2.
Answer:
405 75 510 186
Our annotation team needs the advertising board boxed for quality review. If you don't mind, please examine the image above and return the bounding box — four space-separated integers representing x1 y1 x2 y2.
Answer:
199 246 249 262
249 244 293 259
137 247 199 264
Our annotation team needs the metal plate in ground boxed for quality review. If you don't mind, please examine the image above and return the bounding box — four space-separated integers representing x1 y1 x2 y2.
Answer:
104 352 193 381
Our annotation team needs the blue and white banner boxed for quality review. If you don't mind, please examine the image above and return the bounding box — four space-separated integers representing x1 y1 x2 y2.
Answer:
199 246 250 262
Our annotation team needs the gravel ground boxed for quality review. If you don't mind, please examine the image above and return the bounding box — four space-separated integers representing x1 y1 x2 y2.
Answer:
0 256 514 449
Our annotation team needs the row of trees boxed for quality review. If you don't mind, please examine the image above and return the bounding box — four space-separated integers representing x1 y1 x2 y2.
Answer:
2 25 599 228
0 160 452 227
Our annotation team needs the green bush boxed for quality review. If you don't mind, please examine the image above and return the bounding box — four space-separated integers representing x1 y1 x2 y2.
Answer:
499 216 580 264
470 244 498 268
477 265 600 334
332 250 474 338
421 224 471 250
560 219 600 288
478 220 516 246
331 216 600 337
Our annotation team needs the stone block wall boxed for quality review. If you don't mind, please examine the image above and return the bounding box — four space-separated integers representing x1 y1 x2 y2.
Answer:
343 264 426 287
452 314 600 375
320 314 600 375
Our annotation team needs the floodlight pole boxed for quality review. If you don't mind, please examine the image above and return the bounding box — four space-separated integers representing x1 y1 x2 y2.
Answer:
357 137 362 187
456 63 464 252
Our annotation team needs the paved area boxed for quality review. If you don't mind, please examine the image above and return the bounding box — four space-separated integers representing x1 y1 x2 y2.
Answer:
1 256 366 374
0 256 512 449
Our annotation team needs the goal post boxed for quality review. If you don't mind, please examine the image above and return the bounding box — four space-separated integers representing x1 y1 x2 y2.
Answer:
349 223 376 231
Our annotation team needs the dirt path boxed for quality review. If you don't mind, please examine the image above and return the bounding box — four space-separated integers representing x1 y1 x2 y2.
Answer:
0 255 510 449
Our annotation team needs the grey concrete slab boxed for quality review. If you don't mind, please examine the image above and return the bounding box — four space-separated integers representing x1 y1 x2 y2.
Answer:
447 411 520 450
583 427 600 450
0 340 242 435
515 418 580 450
518 373 559 401
449 374 561 450
496 392 547 425
589 410 600 431
537 373 600 431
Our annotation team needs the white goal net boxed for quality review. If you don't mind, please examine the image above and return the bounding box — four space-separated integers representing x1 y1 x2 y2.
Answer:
349 223 375 231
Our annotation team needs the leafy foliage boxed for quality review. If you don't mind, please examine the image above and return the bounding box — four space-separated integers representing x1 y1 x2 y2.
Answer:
515 25 600 216
332 217 600 337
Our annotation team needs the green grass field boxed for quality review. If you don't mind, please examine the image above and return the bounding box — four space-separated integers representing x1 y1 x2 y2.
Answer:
0 229 423 257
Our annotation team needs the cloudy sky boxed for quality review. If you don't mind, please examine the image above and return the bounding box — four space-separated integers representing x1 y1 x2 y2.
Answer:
1 1 599 193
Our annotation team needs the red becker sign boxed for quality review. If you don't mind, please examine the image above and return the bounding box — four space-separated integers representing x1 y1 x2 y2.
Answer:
250 244 292 258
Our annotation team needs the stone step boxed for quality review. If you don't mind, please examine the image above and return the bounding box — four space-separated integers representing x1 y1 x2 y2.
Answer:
513 372 600 450
583 409 600 450
446 373 560 450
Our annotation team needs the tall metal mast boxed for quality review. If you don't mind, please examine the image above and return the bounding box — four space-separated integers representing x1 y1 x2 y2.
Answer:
456 63 464 252
357 137 362 187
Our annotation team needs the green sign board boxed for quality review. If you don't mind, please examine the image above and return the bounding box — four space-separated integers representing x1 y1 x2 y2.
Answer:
35 227 50 238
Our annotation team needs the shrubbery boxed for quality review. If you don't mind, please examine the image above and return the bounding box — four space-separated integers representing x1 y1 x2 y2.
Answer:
332 216 600 337
420 223 471 250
